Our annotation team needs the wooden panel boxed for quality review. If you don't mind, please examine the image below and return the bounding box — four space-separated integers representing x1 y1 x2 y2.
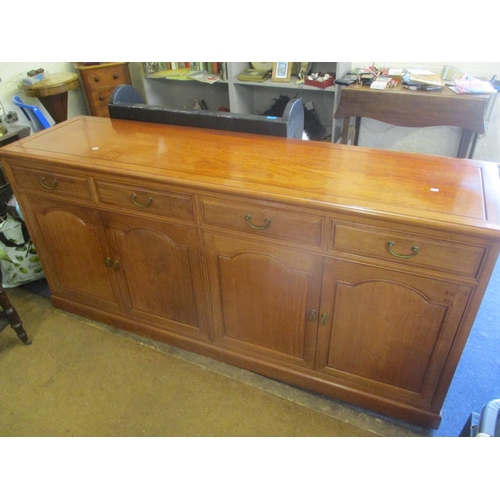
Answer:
200 197 323 247
332 222 486 278
316 259 472 403
24 194 122 312
95 107 111 118
205 232 322 368
103 211 209 339
95 179 194 221
8 162 92 201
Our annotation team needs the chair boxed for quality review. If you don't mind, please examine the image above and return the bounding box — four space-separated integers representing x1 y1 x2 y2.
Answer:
12 95 51 132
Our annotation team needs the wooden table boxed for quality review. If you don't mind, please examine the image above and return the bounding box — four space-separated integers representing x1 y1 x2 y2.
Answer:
334 83 493 158
19 72 79 124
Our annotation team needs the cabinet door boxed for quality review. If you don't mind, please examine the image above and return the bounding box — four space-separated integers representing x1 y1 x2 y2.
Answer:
23 194 123 312
204 232 323 368
316 258 472 407
102 212 209 340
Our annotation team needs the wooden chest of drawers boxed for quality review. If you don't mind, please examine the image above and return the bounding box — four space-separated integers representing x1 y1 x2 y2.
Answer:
2 116 500 428
76 63 131 117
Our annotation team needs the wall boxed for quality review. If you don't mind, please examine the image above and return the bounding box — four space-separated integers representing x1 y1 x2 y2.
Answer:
350 62 500 163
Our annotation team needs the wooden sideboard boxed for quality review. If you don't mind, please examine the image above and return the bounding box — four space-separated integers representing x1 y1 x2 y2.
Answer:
2 116 500 428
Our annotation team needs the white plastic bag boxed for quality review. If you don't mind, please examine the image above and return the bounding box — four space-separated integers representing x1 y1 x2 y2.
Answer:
0 214 45 288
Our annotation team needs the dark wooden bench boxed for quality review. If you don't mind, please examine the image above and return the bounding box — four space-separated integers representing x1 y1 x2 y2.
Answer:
108 85 304 139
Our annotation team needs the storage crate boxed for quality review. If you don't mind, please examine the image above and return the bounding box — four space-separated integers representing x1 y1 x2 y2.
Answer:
305 75 335 89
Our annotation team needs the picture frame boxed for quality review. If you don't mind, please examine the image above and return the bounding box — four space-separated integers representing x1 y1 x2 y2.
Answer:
271 62 292 83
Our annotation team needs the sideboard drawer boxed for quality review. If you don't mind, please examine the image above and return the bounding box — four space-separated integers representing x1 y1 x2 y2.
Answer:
331 223 485 278
9 163 92 201
95 180 194 221
200 197 323 247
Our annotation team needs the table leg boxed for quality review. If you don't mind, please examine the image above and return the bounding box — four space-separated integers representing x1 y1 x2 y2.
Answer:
468 133 479 159
457 129 474 158
354 117 361 146
341 117 362 146
341 117 350 144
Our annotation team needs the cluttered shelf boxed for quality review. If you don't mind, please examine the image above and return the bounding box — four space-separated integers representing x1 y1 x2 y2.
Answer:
233 76 336 92
144 62 233 79
235 63 336 90
143 62 337 91
140 62 349 142
141 62 230 113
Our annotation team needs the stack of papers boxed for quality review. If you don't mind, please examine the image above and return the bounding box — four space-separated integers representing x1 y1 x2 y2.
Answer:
147 68 221 84
450 77 497 94
405 71 445 87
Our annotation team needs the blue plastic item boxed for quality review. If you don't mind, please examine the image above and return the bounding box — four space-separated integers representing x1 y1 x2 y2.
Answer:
12 95 51 132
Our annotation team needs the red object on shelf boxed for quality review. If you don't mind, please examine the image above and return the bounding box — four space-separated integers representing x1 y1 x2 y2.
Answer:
304 76 335 89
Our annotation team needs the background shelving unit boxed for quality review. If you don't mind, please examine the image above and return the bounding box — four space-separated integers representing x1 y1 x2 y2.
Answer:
137 62 351 142
143 76 230 112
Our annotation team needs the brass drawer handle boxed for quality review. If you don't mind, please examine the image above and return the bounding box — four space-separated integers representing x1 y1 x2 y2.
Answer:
40 177 58 190
131 194 153 208
245 214 271 230
387 241 419 259
104 257 119 270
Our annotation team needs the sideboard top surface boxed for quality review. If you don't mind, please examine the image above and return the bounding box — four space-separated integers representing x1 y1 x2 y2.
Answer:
2 116 500 235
